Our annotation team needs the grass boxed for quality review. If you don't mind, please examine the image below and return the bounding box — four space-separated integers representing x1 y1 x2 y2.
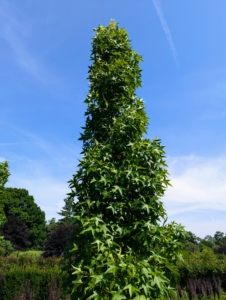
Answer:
10 250 43 257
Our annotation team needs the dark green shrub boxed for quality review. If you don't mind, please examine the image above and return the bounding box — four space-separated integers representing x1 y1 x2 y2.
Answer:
1 266 69 300
2 215 30 250
43 223 74 258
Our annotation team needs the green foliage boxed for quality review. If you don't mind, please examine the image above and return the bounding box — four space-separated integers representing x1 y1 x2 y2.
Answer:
0 161 10 193
1 266 68 300
11 250 43 257
0 254 69 299
0 239 14 256
178 248 226 288
0 161 10 226
176 248 226 299
43 223 75 258
214 231 226 245
0 161 10 254
0 254 61 272
0 188 46 249
64 21 186 299
2 215 31 250
183 231 226 254
46 218 59 234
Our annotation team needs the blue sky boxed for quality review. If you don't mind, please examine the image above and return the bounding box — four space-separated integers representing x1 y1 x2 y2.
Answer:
1 0 226 238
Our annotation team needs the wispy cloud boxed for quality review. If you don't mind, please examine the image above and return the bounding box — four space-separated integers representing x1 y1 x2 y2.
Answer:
0 1 59 85
0 142 33 146
163 155 226 237
1 124 81 221
4 149 79 221
10 172 70 221
152 0 179 65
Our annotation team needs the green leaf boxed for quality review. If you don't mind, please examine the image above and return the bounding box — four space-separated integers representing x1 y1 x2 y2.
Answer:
113 185 123 195
91 239 103 251
112 294 127 300
105 265 117 275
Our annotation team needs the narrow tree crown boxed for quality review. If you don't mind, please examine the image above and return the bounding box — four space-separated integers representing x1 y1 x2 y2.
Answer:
81 23 147 150
71 23 168 227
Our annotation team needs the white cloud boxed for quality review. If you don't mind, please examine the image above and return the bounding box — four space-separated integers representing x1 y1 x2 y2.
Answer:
5 153 78 221
152 0 179 65
10 174 70 221
1 126 81 221
3 124 226 237
163 155 226 237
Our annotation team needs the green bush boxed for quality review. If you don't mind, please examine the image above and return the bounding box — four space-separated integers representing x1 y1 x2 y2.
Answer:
0 239 14 256
0 255 62 273
0 265 69 300
11 250 43 258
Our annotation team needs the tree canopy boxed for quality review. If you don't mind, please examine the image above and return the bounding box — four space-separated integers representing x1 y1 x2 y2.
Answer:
58 195 75 224
43 223 75 258
64 21 185 299
2 215 30 250
0 188 46 249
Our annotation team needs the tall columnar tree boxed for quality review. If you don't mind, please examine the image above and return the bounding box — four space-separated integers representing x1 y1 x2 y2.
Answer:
65 21 185 299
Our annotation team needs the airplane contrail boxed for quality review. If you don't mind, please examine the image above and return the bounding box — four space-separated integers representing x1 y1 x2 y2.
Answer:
152 0 179 65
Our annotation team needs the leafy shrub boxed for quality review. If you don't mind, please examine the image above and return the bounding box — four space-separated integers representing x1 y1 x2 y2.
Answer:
1 266 69 300
0 255 62 274
215 244 226 255
0 239 14 256
43 224 74 258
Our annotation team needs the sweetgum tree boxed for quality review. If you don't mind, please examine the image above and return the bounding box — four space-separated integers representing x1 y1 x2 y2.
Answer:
65 21 185 299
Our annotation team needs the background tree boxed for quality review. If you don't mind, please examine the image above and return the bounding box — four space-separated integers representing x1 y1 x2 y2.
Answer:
64 21 186 299
46 217 59 234
214 231 226 245
200 235 216 250
58 195 75 224
2 215 30 250
184 231 200 253
0 188 46 249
